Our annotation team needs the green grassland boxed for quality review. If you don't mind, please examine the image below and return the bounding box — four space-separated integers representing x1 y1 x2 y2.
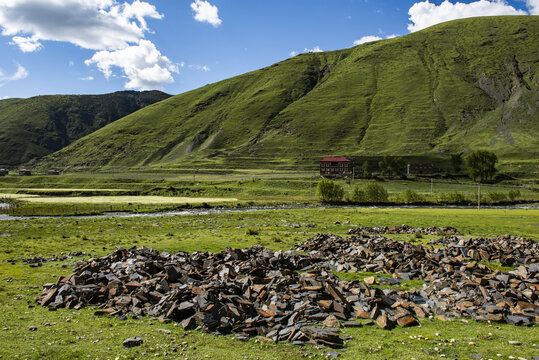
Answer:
0 208 537 359
37 16 539 177
0 90 170 167
0 170 536 216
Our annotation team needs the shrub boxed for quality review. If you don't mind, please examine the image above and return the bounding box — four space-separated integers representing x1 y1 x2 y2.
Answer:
439 192 466 203
403 189 423 203
351 186 367 202
364 183 389 202
487 192 506 203
352 183 388 203
508 189 520 201
245 228 259 236
317 179 344 202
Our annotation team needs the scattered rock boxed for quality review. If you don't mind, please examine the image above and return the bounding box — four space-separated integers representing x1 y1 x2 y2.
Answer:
123 337 143 348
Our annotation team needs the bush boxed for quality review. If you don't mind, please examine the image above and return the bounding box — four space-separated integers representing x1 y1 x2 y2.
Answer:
245 228 259 236
403 189 423 203
317 179 344 202
508 189 520 201
439 192 466 203
352 183 388 203
487 192 506 203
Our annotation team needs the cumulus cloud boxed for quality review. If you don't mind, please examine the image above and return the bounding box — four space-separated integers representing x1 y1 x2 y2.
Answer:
304 46 323 53
10 35 42 52
85 40 179 90
0 0 180 90
80 76 94 81
288 46 323 57
0 64 29 87
353 34 399 46
408 0 527 32
0 0 163 51
353 35 382 45
527 0 539 14
191 0 222 27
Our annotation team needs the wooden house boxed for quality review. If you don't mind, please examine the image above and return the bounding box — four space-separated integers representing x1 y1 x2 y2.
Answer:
47 169 60 175
0 169 8 176
320 157 351 177
19 169 32 176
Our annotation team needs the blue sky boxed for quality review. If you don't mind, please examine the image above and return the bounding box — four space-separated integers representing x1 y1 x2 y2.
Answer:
0 0 536 99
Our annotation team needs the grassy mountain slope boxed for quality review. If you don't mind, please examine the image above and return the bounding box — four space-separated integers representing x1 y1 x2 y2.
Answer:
42 16 538 173
0 91 170 166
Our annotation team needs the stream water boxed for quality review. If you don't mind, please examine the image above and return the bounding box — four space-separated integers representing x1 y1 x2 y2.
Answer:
0 204 536 221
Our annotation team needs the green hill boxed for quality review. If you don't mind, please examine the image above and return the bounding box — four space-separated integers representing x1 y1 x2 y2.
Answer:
41 16 538 175
0 91 170 167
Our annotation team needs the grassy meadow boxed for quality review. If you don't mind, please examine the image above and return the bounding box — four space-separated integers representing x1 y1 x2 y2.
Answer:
0 207 537 359
0 170 536 216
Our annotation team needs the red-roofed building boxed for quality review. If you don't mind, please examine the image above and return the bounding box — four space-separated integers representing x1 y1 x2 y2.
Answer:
320 157 351 177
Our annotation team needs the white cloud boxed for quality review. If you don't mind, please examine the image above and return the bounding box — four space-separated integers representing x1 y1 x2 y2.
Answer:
304 46 323 53
85 40 179 90
408 0 527 32
353 35 382 45
190 0 222 27
188 64 211 72
0 0 180 90
80 76 94 81
527 0 539 14
0 64 28 87
0 0 163 51
353 34 400 46
0 96 9 99
10 35 42 52
288 46 323 57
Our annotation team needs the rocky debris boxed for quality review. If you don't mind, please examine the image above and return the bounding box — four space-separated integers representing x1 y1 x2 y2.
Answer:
429 235 537 266
37 231 538 347
347 225 461 236
123 337 143 347
296 233 538 326
23 252 87 266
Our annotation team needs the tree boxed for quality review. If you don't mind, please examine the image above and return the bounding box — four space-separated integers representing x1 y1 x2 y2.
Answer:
352 183 388 203
317 179 344 202
403 189 423 203
466 150 498 183
508 189 520 201
379 155 405 177
362 161 372 179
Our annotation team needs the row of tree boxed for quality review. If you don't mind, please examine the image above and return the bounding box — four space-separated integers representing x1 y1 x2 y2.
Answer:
316 179 521 204
356 150 498 183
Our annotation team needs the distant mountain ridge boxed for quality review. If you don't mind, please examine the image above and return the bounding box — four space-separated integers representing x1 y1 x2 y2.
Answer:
0 90 170 166
39 16 539 175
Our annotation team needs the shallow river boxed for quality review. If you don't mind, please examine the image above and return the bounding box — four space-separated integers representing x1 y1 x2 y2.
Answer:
0 203 536 221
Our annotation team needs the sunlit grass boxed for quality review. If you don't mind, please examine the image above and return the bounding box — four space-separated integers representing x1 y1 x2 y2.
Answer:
15 195 238 205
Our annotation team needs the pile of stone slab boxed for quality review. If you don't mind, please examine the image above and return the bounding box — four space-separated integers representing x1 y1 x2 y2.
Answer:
295 233 538 326
37 231 537 347
429 235 538 266
347 225 461 235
